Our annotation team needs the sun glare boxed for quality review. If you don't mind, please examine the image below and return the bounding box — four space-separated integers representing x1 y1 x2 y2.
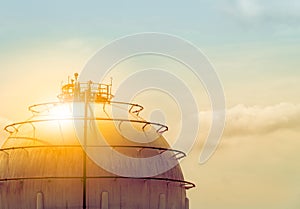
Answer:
49 104 73 119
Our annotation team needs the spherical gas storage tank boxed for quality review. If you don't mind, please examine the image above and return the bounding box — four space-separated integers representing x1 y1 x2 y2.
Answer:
0 75 194 209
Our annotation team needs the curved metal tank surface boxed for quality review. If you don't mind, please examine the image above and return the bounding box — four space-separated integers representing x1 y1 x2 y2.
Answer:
0 75 194 209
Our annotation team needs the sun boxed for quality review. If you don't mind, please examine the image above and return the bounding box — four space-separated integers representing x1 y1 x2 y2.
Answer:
48 104 73 119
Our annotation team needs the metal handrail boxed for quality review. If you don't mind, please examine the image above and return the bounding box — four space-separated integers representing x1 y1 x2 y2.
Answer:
0 144 185 161
0 176 195 189
28 101 144 116
4 117 168 135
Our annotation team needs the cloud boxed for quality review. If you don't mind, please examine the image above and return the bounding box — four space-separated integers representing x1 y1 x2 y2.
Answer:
235 0 262 18
220 0 300 25
223 103 300 136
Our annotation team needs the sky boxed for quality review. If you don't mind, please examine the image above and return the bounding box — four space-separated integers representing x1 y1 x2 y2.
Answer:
0 0 300 208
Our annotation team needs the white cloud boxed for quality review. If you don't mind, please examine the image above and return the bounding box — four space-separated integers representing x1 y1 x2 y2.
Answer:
236 0 262 18
220 0 300 25
223 103 300 136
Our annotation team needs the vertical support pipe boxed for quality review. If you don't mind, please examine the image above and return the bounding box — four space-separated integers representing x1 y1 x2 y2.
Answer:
101 191 109 209
36 192 44 209
158 193 166 209
185 197 189 209
83 82 91 209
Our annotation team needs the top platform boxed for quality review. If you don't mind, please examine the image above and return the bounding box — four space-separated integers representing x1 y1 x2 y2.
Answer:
57 73 113 103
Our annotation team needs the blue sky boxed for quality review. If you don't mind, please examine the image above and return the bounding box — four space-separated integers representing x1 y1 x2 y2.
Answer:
1 0 299 103
1 0 300 83
1 0 299 46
